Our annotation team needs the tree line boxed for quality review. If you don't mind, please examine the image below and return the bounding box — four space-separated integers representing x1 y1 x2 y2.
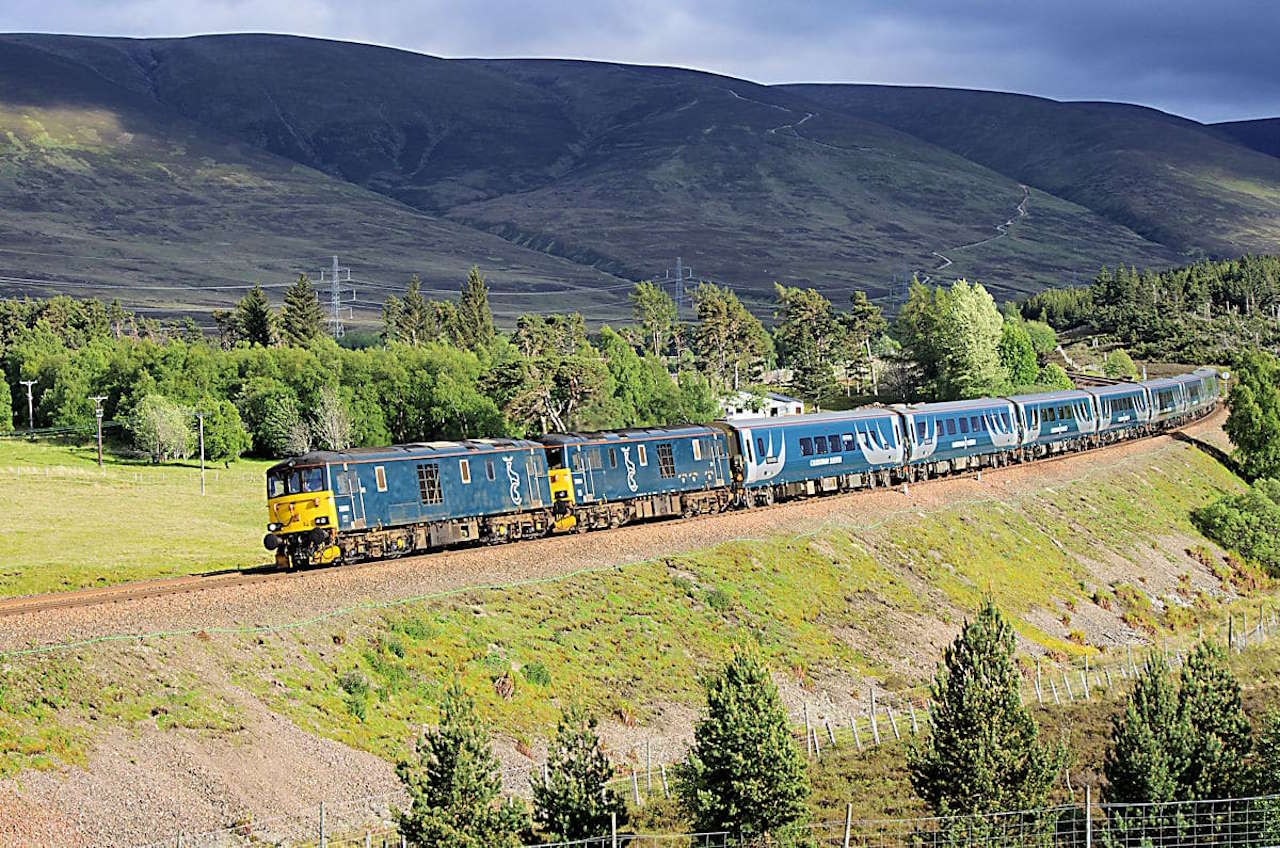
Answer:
1020 255 1280 362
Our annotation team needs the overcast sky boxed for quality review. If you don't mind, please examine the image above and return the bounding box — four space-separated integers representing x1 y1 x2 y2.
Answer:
3 0 1277 123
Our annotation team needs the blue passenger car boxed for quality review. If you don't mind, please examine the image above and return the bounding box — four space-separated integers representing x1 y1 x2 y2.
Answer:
538 426 730 505
1175 368 1219 415
1009 390 1099 449
718 408 904 494
1140 378 1187 423
895 398 1020 467
1085 383 1152 435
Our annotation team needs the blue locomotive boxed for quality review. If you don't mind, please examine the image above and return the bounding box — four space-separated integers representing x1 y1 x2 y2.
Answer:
264 368 1220 568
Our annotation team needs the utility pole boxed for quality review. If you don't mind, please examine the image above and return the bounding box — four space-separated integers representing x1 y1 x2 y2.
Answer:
19 380 36 434
196 411 206 496
90 396 107 468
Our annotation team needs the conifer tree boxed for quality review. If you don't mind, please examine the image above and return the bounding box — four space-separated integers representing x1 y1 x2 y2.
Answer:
396 682 527 848
1178 641 1252 800
531 705 626 842
401 275 429 346
1104 654 1189 804
454 266 495 352
1253 709 1280 795
280 273 325 346
382 294 405 344
675 646 808 840
235 284 277 347
908 598 1063 817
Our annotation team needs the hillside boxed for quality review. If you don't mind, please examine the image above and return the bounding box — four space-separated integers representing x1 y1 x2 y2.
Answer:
2 420 1276 845
2 34 1280 320
1215 117 1280 159
784 85 1280 262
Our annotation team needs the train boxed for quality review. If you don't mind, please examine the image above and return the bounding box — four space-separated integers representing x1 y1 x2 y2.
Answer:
262 368 1220 568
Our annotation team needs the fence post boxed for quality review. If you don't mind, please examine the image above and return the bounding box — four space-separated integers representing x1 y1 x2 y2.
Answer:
632 767 641 806
319 802 326 848
826 718 837 746
805 702 813 757
660 763 670 798
1085 784 1092 848
611 812 618 848
870 692 881 745
1050 677 1060 705
1063 672 1074 702
177 835 184 848
843 802 854 848
909 704 919 735
887 707 900 742
812 725 822 759
365 832 371 848
851 716 863 751
646 740 652 796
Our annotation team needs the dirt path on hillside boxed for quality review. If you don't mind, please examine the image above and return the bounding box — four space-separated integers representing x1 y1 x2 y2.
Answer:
0 410 1229 654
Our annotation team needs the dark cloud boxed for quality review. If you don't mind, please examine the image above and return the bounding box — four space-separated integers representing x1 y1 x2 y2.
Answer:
2 0 1276 121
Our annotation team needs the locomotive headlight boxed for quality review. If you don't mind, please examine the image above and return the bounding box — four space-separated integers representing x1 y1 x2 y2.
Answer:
314 516 329 526
267 522 282 532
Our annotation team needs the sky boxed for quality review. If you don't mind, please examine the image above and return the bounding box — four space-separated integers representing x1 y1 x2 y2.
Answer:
2 0 1278 123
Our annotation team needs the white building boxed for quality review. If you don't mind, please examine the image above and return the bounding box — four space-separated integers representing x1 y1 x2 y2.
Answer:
720 390 804 420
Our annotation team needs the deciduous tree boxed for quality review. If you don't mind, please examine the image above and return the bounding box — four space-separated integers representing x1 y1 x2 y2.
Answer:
998 319 1038 389
310 384 352 451
630 281 678 357
129 394 193 462
197 396 251 463
1225 349 1280 480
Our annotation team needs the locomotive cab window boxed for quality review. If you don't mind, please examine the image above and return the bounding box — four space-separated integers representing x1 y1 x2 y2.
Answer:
459 459 471 485
692 439 702 461
609 447 618 468
638 444 648 466
375 466 388 492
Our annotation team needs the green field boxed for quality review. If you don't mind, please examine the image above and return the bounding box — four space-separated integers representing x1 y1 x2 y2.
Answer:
0 439 269 597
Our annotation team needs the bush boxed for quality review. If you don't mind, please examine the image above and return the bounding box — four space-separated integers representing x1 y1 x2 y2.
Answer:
522 662 551 687
1035 362 1074 391
1103 349 1138 380
1192 479 1280 575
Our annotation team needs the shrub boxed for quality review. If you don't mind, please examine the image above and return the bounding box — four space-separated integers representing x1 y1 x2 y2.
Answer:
1192 479 1280 576
522 662 552 687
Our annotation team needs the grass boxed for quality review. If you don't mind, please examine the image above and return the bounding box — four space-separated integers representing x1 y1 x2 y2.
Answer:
0 438 271 596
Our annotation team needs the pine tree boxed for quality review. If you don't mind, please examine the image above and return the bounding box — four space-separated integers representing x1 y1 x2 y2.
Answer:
235 284 277 347
402 275 429 346
675 646 808 840
1253 709 1280 795
454 266 495 352
773 283 839 404
382 294 405 344
1104 653 1189 804
396 682 527 848
1178 641 1252 800
908 598 1063 817
280 273 325 346
531 705 626 842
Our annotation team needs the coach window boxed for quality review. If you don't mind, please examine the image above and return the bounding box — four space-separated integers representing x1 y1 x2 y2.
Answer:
800 437 813 456
375 465 388 492
609 447 618 468
843 433 856 451
638 444 648 466
972 416 982 432
945 419 956 436
814 436 827 455
826 435 840 453
459 459 471 484
756 437 766 459
915 421 927 442
1046 407 1056 423
959 417 969 434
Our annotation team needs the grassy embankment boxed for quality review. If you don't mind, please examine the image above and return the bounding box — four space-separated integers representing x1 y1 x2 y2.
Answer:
0 439 270 597
2 436 1272 791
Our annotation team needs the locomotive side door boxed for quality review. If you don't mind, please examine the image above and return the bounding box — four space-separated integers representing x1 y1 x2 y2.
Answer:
335 464 366 530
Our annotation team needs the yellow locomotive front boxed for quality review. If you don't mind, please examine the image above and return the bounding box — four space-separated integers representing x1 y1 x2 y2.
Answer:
263 461 342 568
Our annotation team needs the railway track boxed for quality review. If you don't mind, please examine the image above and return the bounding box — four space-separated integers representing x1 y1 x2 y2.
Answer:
0 406 1224 620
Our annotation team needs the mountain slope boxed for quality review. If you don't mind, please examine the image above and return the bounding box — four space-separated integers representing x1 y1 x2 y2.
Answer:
784 84 1280 261
0 33 1275 320
0 35 631 322
1214 117 1280 159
